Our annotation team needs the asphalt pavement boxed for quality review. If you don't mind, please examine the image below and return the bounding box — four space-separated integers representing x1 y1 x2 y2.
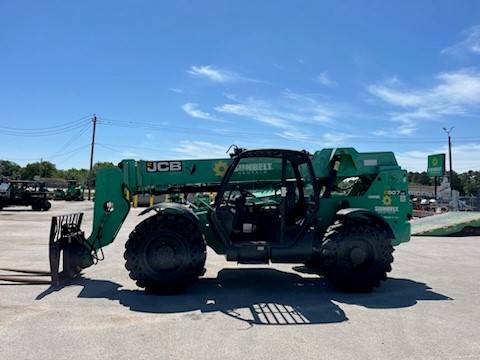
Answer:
1 201 479 360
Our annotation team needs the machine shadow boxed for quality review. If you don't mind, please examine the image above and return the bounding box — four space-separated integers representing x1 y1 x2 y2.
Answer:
37 268 452 326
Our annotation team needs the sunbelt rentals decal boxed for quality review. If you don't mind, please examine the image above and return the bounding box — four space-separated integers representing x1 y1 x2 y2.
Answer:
213 160 274 177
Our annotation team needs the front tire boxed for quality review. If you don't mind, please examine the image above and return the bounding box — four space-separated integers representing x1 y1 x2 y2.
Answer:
124 213 206 294
320 219 394 292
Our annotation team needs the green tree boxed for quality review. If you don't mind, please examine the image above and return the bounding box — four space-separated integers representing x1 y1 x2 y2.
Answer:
458 171 480 196
61 168 89 184
450 171 463 194
21 161 58 179
0 160 21 178
407 172 432 185
93 161 116 173
408 170 480 196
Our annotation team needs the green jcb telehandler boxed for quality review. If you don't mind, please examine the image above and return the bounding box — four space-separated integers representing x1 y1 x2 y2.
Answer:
49 147 411 293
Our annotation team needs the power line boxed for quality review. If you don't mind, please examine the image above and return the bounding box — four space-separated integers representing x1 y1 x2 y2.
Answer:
97 116 480 144
47 124 91 159
0 122 90 137
0 144 90 163
54 144 91 167
0 115 91 137
46 144 91 160
0 115 90 131
96 143 126 155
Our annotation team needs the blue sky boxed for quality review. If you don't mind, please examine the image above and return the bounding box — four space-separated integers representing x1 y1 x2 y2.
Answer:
1 1 480 171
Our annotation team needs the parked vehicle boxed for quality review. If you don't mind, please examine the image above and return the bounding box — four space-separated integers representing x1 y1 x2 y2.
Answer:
0 180 51 211
49 147 411 294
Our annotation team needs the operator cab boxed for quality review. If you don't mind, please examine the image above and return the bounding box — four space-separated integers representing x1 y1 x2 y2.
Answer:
211 149 319 260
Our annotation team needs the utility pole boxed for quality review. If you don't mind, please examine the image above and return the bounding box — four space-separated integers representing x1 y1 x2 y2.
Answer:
443 127 454 198
87 114 97 201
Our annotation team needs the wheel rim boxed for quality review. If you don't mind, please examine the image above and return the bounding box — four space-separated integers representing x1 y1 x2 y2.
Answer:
338 239 376 271
143 233 189 275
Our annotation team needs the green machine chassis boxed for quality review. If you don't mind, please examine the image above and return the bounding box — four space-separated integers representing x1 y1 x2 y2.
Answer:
49 147 411 291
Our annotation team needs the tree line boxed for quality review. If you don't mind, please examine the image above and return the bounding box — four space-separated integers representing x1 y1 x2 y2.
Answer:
408 171 480 196
0 159 116 184
1 159 479 196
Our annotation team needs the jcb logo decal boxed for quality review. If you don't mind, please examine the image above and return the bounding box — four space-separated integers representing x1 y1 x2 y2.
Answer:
146 161 182 172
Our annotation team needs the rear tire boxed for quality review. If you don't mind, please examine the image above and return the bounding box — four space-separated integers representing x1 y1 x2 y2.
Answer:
124 213 206 294
42 200 51 211
32 200 42 211
320 219 394 292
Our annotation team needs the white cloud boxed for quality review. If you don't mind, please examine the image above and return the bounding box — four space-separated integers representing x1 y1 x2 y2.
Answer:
314 72 337 87
369 69 480 108
396 143 480 172
188 65 231 82
368 86 423 107
276 130 312 141
173 140 227 158
368 68 480 134
215 90 337 132
213 91 357 147
170 88 184 93
182 103 222 122
386 76 401 85
276 130 352 146
281 89 337 123
320 132 353 147
372 129 388 136
389 117 418 135
215 100 292 129
187 65 260 83
442 25 480 56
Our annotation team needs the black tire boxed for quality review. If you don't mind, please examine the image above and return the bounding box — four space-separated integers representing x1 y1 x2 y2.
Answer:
42 200 51 211
320 219 394 292
31 200 42 211
124 213 206 294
